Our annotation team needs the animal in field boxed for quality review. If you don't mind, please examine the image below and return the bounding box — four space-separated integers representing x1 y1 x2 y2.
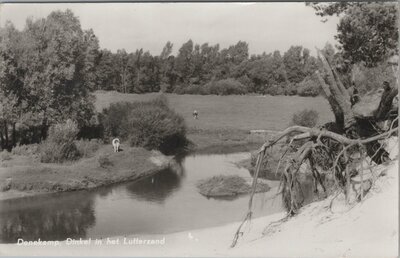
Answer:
193 110 198 119
112 138 120 152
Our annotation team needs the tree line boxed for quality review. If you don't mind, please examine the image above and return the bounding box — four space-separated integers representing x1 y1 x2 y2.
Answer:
92 39 323 96
0 2 398 150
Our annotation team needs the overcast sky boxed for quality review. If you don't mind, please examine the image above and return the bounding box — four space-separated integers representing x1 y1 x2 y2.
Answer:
0 3 340 56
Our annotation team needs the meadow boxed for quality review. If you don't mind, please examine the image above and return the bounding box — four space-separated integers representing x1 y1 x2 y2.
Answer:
95 91 334 153
95 91 334 132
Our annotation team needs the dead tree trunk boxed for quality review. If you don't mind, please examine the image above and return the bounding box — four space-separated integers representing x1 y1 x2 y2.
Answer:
231 52 398 247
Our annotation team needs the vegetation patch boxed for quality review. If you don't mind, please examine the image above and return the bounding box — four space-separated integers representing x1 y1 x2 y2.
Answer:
75 139 103 158
290 109 319 127
40 120 81 163
0 151 12 162
196 175 270 198
174 79 247 96
100 95 188 154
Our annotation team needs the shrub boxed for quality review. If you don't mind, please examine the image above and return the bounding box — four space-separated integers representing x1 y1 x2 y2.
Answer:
173 79 247 95
101 96 187 154
265 84 286 96
204 78 247 95
284 83 298 96
40 141 80 163
297 76 321 97
11 144 40 157
290 109 319 128
40 119 81 163
98 155 113 168
0 151 12 161
47 119 79 144
183 84 208 95
75 139 102 158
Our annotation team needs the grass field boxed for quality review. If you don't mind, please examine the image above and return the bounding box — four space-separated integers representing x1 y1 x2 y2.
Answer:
95 91 334 153
95 91 334 132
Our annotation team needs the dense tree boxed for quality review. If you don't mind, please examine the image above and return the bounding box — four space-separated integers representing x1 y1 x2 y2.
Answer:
0 10 96 148
337 3 398 67
309 2 398 67
175 39 195 84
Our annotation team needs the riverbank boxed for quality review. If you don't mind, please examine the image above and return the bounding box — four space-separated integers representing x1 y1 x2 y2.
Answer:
0 130 263 201
187 128 265 154
0 145 174 201
2 157 397 257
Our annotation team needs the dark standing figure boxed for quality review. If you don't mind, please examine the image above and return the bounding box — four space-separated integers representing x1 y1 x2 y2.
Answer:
350 82 360 107
193 110 198 119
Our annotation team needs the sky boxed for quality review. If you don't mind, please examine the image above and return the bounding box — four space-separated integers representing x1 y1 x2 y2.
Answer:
0 3 340 56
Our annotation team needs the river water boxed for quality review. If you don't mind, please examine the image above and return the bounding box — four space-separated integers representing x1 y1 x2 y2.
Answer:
0 153 283 243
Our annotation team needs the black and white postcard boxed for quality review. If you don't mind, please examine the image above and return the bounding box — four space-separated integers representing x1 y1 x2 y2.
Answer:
0 2 398 257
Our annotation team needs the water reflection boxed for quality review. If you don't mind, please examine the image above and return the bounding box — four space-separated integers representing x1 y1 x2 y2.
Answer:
0 191 96 243
126 168 183 203
0 153 283 243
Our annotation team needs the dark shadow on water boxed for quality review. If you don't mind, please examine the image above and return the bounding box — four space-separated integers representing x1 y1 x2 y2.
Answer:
125 168 183 204
203 194 241 201
0 191 96 243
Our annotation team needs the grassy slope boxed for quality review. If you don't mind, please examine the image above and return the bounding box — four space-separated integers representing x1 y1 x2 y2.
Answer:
95 91 334 153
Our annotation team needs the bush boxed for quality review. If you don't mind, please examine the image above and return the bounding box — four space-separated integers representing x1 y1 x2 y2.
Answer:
101 96 187 154
0 151 12 161
47 119 79 144
285 83 298 96
75 139 102 158
297 76 321 97
290 109 319 128
11 144 40 157
40 120 81 163
204 78 247 95
265 84 286 96
173 79 247 95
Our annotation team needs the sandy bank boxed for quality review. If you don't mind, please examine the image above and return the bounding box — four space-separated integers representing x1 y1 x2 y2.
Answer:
1 155 397 257
0 146 174 201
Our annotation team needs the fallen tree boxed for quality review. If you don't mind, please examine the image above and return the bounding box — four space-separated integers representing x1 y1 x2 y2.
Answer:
231 51 398 247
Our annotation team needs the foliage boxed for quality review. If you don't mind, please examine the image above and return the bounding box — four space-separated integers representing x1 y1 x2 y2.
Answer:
100 96 187 154
204 79 247 95
11 144 40 157
337 3 398 67
40 120 81 163
0 8 326 99
309 2 398 67
0 150 11 161
173 84 207 95
174 79 247 95
290 109 319 128
75 139 102 158
0 10 97 149
297 76 321 97
264 84 286 96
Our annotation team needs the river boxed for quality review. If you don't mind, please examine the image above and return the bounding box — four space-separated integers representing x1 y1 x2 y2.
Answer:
0 153 283 243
